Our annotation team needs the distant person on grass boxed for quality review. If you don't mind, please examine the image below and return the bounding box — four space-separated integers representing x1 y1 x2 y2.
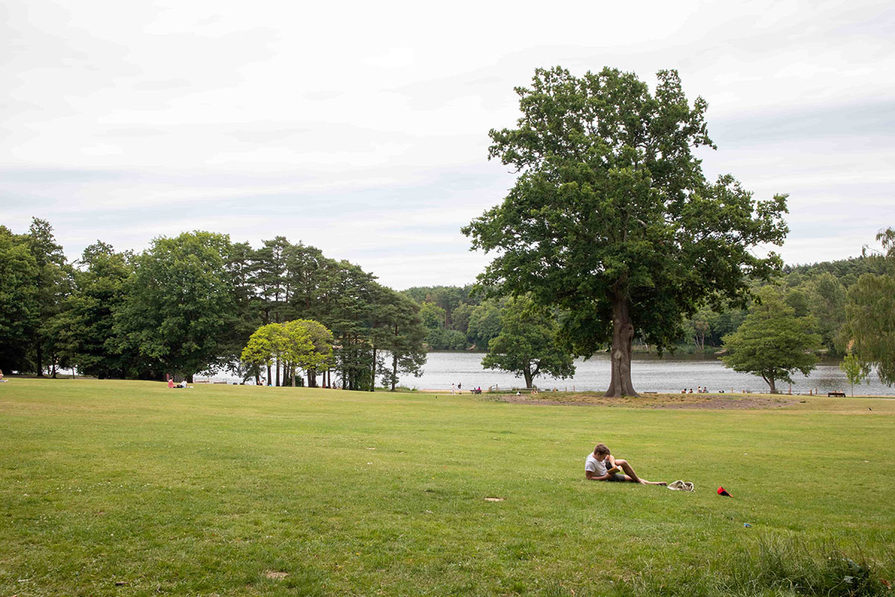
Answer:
585 443 666 485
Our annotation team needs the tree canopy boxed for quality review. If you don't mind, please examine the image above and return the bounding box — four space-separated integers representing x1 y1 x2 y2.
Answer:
0 225 39 373
481 296 575 389
241 320 333 387
721 287 821 393
465 66 788 396
844 228 895 385
114 231 239 381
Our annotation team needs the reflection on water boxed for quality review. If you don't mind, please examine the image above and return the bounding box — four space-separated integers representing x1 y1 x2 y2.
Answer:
397 352 895 396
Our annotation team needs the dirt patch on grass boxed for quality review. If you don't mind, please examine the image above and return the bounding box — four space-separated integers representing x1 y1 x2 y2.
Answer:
484 392 797 410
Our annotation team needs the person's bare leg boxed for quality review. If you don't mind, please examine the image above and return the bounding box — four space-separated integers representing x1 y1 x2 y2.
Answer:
616 459 666 485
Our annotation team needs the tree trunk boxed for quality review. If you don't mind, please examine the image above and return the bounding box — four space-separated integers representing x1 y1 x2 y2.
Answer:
606 294 638 397
371 346 377 392
391 353 398 391
764 375 777 394
523 365 533 390
36 344 44 377
275 358 280 387
266 364 272 386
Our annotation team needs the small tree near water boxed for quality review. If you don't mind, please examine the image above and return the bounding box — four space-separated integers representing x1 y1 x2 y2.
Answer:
481 297 575 389
722 287 821 393
839 353 870 397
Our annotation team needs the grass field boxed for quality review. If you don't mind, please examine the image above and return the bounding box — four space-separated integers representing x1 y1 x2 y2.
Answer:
2 379 893 596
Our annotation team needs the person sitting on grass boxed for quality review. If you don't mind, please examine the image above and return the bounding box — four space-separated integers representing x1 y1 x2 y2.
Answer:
585 443 666 485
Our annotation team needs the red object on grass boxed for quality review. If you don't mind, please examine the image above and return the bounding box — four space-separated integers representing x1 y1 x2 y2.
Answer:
717 486 731 497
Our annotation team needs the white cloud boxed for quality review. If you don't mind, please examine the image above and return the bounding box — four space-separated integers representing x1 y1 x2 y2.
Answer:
2 0 894 288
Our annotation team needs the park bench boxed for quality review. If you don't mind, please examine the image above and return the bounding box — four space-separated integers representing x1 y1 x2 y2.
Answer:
827 391 846 397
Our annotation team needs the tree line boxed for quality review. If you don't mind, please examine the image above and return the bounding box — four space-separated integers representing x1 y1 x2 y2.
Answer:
404 245 890 360
4 67 892 396
2 217 891 395
0 220 426 390
404 233 895 394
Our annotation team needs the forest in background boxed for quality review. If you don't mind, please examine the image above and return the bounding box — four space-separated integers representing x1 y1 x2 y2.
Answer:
0 219 426 390
402 255 890 358
1 218 890 389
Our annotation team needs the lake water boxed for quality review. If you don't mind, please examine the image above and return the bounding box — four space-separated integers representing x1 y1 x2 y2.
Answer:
397 351 895 396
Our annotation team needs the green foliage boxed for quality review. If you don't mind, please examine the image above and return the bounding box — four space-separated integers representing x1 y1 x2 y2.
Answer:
315 260 378 391
682 305 719 351
402 285 476 329
50 243 137 378
26 218 70 375
722 287 822 393
371 291 427 391
466 300 503 349
253 235 292 324
844 228 895 386
0 221 424 387
0 226 39 372
450 302 473 335
288 319 334 374
417 301 468 350
114 231 239 379
808 272 847 354
242 320 333 387
222 240 263 372
839 353 870 397
426 328 468 351
465 66 788 396
481 296 575 388
418 301 446 331
785 254 889 288
241 323 287 370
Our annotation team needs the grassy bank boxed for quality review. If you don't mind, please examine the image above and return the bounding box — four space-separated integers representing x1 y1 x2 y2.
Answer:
1 379 893 595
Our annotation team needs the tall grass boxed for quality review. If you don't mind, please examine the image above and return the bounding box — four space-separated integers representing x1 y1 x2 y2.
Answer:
618 538 893 596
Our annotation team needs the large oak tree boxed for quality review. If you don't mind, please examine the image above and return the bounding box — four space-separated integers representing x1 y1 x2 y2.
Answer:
465 66 788 396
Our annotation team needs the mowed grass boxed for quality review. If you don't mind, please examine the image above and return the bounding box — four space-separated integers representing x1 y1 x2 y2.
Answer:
1 380 893 596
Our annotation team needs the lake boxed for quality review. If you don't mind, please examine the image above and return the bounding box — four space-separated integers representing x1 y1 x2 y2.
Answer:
397 351 895 396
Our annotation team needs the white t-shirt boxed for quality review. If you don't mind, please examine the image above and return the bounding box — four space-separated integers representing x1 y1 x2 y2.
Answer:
585 453 608 476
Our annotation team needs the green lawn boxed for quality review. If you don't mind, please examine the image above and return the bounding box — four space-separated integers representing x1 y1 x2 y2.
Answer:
1 379 893 596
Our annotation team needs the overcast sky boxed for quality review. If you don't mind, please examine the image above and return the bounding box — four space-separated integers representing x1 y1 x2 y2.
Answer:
2 0 893 289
